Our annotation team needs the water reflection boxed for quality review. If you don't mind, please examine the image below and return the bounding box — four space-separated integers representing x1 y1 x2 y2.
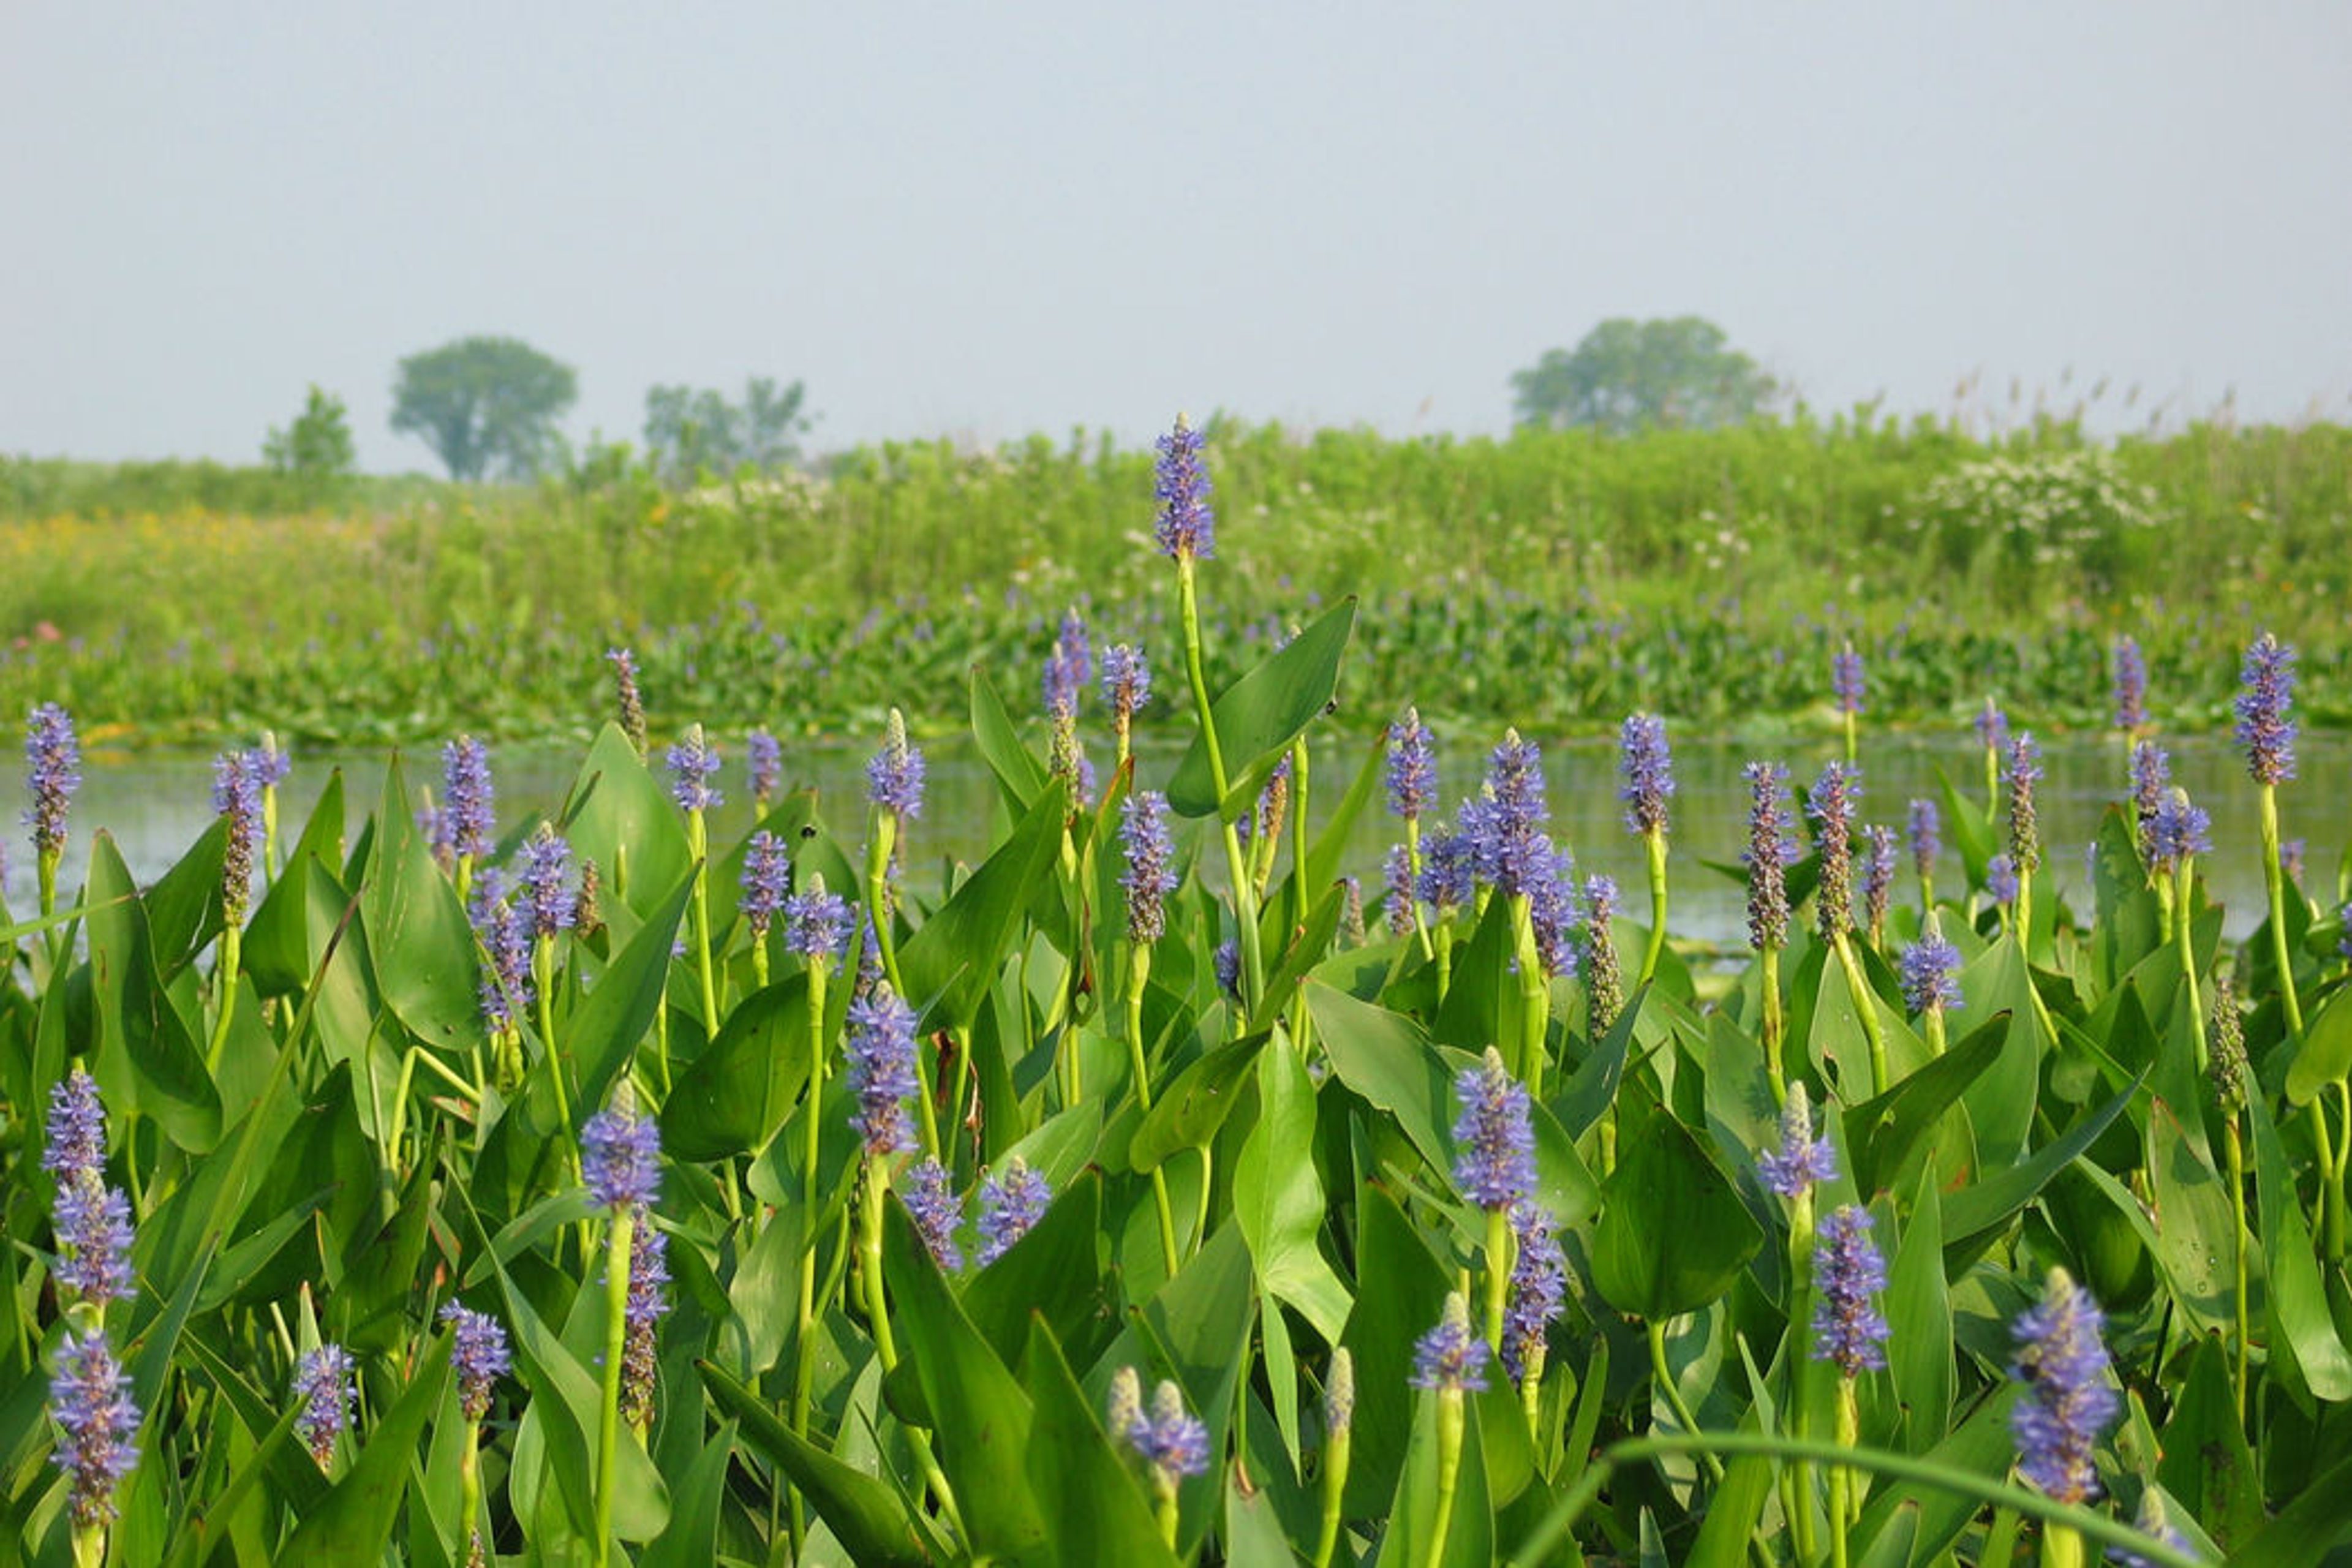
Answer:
7 731 2342 946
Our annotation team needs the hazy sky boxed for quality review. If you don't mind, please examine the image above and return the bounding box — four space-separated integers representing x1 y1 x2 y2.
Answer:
5 2 2348 473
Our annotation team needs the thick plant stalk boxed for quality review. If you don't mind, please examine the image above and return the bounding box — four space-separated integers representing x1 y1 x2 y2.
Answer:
593 1205 635 1568
1177 555 1264 1009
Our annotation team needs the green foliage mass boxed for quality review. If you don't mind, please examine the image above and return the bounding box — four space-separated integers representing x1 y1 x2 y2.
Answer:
2 413 2350 746
2 554 2345 1564
1511 315 1779 432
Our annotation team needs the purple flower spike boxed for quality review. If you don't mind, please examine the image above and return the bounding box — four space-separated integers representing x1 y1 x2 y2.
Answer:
1120 791 1178 944
976 1157 1052 1265
1807 763 1862 940
1125 1379 1212 1485
1387 706 1438 821
1619 712 1675 838
1907 797 1940 880
745 729 783 803
48 1330 138 1528
1501 1201 1567 1380
581 1101 663 1212
741 831 792 935
1743 762 1797 952
469 871 533 1031
1863 824 1897 932
1043 610 1091 717
665 726 723 813
903 1156 965 1271
293 1344 355 1466
2234 632 2297 785
1899 937 1964 1016
2112 636 2147 731
1833 645 1865 715
439 737 495 861
1757 1084 1838 1197
43 1067 109 1180
783 882 853 963
867 710 925 820
1382 843 1416 937
2147 789 2212 876
1213 939 1240 997
1452 1047 1537 1210
1101 643 1152 731
1152 417 1216 560
213 750 263 915
2004 733 2043 872
606 647 648 751
1811 1205 1892 1378
2010 1267 2118 1505
1410 1294 1490 1393
846 989 921 1156
1419 824 1476 911
521 825 574 940
1986 853 2021 905
622 1223 670 1428
1975 700 2010 755
440 1303 512 1422
24 702 81 860
53 1175 136 1306
1463 730 1551 898
252 737 293 789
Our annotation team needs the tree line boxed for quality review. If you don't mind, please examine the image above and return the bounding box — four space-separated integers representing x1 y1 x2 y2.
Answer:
265 318 1773 485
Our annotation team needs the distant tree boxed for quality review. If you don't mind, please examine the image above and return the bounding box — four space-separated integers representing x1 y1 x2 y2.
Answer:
643 376 811 483
390 336 578 480
263 385 356 481
1511 316 1777 434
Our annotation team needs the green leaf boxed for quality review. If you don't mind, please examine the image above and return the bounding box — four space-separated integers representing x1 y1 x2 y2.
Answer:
699 1360 933 1566
1338 1185 1456 1517
2153 1337 2263 1551
663 975 811 1161
1883 1166 1953 1456
970 663 1049 813
881 1201 1048 1561
962 1172 1110 1374
1167 598 1357 820
276 1334 451 1566
1129 1030 1270 1171
1941 1067 2144 1264
572 868 695 1117
2286 980 2352 1105
2245 1090 2352 1400
897 780 1067 1025
361 756 482 1049
1234 1040 1353 1341
1840 1011 2006 1200
1017 1319 1179 1567
562 721 691 918
2231 1452 2352 1567
83 832 222 1153
244 769 347 996
637 1423 744 1568
1592 1091 1762 1321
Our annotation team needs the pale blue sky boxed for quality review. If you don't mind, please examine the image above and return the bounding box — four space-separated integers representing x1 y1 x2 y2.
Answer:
4 2 2348 473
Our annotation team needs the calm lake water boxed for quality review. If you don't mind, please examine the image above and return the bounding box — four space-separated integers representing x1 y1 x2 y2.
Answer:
7 731 2342 945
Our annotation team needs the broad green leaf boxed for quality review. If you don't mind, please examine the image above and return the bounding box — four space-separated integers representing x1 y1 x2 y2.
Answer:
83 832 222 1152
1592 1091 1763 1321
970 663 1048 813
637 1423 743 1568
2153 1338 2263 1551
1234 1041 1352 1341
561 721 692 917
897 780 1067 1025
1884 1166 1953 1457
1841 1011 2006 1200
1941 1067 2144 1265
361 756 482 1048
961 1172 1110 1374
1130 1029 1270 1170
2286 979 2352 1105
1167 598 1357 820
2245 1090 2352 1400
1017 1319 1179 1567
244 769 347 995
1338 1185 1454 1517
663 974 810 1161
572 867 695 1117
699 1361 933 1567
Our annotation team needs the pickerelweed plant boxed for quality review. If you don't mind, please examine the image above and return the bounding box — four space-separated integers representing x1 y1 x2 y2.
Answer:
11 420 2331 1568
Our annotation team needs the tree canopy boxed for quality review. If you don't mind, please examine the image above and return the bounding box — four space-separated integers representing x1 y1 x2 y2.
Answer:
262 385 355 482
643 376 812 483
390 336 578 480
1510 316 1777 434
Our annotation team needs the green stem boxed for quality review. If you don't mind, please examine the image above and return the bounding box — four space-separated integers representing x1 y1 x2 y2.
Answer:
1177 556 1264 1007
593 1205 635 1568
793 961 830 1460
1510 894 1549 1096
1638 828 1668 989
1826 1464 1851 1568
2261 784 2303 1035
1127 946 1182 1278
2225 1114 2250 1427
1424 1389 1465 1568
206 922 243 1071
859 1157 963 1537
459 1417 484 1568
1483 1206 1510 1353
1312 1425 1351 1568
1761 944 1786 1107
687 810 719 1030
1406 816 1434 960
2173 862 2207 1073
1646 1319 1725 1483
